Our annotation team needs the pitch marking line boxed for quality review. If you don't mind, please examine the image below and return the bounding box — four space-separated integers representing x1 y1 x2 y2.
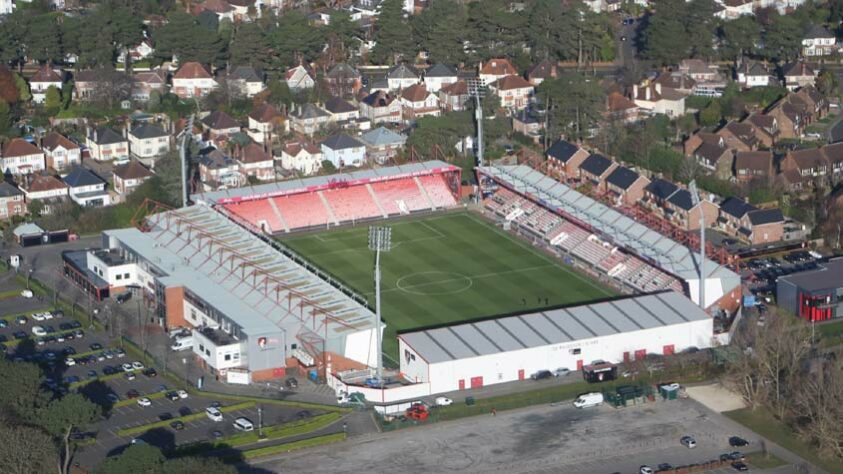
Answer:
369 264 557 296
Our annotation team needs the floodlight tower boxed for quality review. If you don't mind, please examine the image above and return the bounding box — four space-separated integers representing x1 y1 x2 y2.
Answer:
368 226 392 383
179 115 194 208
468 78 486 167
689 180 705 310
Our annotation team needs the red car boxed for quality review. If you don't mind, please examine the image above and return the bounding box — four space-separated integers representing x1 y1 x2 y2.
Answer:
406 405 429 421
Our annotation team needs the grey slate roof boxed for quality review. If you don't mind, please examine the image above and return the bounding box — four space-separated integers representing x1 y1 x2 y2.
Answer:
293 103 330 120
805 24 834 39
606 166 640 190
580 154 613 177
91 127 125 145
388 64 418 80
360 127 407 147
322 134 364 150
130 123 168 140
667 189 694 211
720 196 756 219
399 292 710 364
63 166 105 188
747 208 783 226
324 96 357 114
0 181 22 197
229 66 262 82
546 139 580 162
779 258 843 292
645 178 678 200
425 64 458 78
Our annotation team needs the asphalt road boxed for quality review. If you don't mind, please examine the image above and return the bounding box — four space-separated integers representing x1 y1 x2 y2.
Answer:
249 398 814 474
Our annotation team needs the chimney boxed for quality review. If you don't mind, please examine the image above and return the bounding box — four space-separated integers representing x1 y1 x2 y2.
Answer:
93 128 98 143
632 84 638 99
123 124 128 138
654 83 662 95
645 86 651 101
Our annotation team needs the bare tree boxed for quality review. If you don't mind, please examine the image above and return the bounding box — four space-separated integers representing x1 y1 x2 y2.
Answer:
792 357 843 460
90 67 132 109
679 155 702 183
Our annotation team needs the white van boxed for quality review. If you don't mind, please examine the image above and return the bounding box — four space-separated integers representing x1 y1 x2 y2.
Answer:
573 392 604 408
170 335 194 352
233 417 254 431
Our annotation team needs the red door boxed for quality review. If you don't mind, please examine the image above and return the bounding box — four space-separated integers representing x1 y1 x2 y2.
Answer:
576 359 583 370
623 352 630 363
458 379 465 390
518 369 525 380
634 349 646 360
470 376 483 389
663 345 675 356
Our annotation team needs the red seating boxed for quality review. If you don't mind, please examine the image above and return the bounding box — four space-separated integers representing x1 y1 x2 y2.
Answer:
271 193 331 229
223 200 284 233
417 175 458 208
322 186 382 222
371 179 429 215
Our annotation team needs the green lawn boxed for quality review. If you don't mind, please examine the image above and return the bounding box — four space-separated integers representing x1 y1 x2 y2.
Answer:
282 212 616 362
724 407 843 474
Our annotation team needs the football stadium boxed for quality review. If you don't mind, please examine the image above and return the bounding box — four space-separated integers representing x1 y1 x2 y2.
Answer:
108 159 738 396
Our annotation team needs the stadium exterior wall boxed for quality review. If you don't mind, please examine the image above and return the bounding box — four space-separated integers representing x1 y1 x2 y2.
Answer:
398 318 713 395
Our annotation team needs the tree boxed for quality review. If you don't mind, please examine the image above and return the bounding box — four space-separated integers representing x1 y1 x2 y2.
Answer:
699 100 722 126
0 66 19 104
326 11 361 63
792 358 843 460
23 14 62 63
642 0 691 64
266 11 325 69
267 79 293 109
0 100 11 134
160 457 237 474
718 16 761 60
153 12 228 66
89 67 133 109
0 421 59 474
229 23 269 68
13 73 30 103
464 0 527 61
98 443 165 474
27 199 45 217
371 0 414 65
39 393 99 474
538 72 605 141
816 69 840 100
0 359 44 419
763 13 803 62
412 0 467 64
44 85 61 113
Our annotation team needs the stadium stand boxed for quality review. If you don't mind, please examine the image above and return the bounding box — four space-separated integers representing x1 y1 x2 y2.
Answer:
370 179 430 215
417 174 459 209
271 193 332 229
224 199 285 234
321 186 383 222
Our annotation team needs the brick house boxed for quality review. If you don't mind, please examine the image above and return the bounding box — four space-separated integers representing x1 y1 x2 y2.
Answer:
289 103 330 136
278 141 322 175
734 151 774 183
604 166 650 206
717 121 759 152
439 81 469 112
237 143 274 181
719 197 784 244
29 65 62 104
693 138 733 180
578 153 617 186
663 188 719 231
780 148 829 190
525 59 557 86
488 75 533 110
478 58 518 85
201 111 241 142
324 63 361 98
131 70 167 102
172 62 218 99
112 159 153 195
247 103 280 144
546 139 589 179
41 132 80 171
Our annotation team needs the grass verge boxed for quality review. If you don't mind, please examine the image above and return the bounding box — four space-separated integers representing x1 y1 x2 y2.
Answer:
0 289 22 300
240 432 346 460
112 390 167 409
70 372 125 390
724 407 843 474
117 401 255 437
205 391 350 414
747 451 787 469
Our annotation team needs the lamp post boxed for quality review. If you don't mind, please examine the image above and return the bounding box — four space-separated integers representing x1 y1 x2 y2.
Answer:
368 226 392 384
27 268 33 290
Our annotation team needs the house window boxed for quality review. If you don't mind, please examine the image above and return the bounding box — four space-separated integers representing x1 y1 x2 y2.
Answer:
199 344 205 352
224 354 231 361
124 273 130 279
115 274 122 280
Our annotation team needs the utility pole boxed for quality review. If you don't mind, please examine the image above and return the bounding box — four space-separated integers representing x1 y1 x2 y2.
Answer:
368 226 392 384
179 115 194 208
689 180 705 309
468 78 485 168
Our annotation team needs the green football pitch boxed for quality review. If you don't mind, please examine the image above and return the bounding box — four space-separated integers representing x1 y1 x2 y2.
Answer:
281 212 616 363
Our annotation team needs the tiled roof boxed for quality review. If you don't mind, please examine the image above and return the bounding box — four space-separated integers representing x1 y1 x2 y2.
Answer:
491 75 532 91
27 175 68 193
324 96 357 114
804 24 834 39
361 127 406 147
31 65 62 83
695 141 729 164
292 103 330 119
90 127 126 145
42 132 78 152
238 143 272 164
479 58 517 76
3 138 42 157
735 151 772 171
283 141 321 156
526 59 556 79
789 148 827 169
546 139 580 162
327 63 360 79
202 111 240 130
249 103 278 123
130 123 169 140
425 63 458 78
388 64 418 80
748 208 784 225
440 81 468 95
400 84 430 102
229 66 262 82
113 159 153 180
0 182 22 197
606 166 640 190
322 134 364 150
174 62 213 80
362 90 395 107
579 153 613 177
720 196 756 219
667 189 694 211
645 178 678 200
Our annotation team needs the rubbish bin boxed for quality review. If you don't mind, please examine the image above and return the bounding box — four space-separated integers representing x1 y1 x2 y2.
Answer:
465 396 475 406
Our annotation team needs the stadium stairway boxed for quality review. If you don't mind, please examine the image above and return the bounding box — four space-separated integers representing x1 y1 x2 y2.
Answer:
267 197 290 233
413 176 436 210
317 191 340 226
366 183 389 218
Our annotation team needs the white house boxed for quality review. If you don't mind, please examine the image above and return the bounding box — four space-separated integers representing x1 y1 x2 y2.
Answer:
117 38 155 64
198 149 244 191
41 132 80 171
172 62 218 99
279 141 323 175
62 166 110 207
112 159 153 195
321 134 366 168
129 123 171 162
247 103 279 144
479 58 518 86
488 75 533 110
398 84 440 120
87 127 129 162
802 25 836 57
285 64 315 91
325 96 360 123
228 66 265 98
359 91 402 124
714 0 753 20
632 82 687 117
236 143 274 181
736 60 773 88
423 64 459 92
387 64 419 91
0 0 14 14
29 65 63 104
289 103 331 135
1 138 45 175
21 175 69 211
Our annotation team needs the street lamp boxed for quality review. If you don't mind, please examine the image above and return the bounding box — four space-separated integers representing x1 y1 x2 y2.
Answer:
27 268 33 290
368 226 391 384
258 405 264 439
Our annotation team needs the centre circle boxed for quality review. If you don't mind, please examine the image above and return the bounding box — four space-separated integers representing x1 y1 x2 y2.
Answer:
395 271 473 296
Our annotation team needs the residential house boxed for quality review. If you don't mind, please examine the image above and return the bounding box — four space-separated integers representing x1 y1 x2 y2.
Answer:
227 0 254 21
488 75 533 110
201 111 241 142
693 136 734 180
2 138 45 175
802 25 836 57
653 72 696 96
684 132 721 156
41 132 80 171
247 103 279 144
525 59 557 86
387 64 419 91
194 0 235 22
663 188 719 231
116 38 154 64
285 64 315 92
779 147 829 190
643 178 679 210
325 96 360 123
62 166 109 207
360 127 407 164
423 64 458 92
21 174 69 214
736 60 774 89
278 141 322 175
512 109 544 143
198 148 243 190
237 143 274 181
227 66 265 98
359 91 402 124
766 96 806 139
719 196 756 234
172 62 218 98
744 113 778 146
782 62 817 91
0 182 25 220
631 82 686 117
734 150 774 183
398 84 440 120
324 63 362 98
128 123 170 161
289 103 330 135
112 159 153 195
578 153 617 186
321 134 366 168
73 70 102 101
714 0 753 19
546 139 590 179
718 121 760 152
85 127 129 161
821 142 843 178
439 81 469 112
131 70 167 102
719 197 784 244
29 65 63 104
795 85 828 120
604 166 650 206
479 58 518 85
678 59 720 82
605 91 639 123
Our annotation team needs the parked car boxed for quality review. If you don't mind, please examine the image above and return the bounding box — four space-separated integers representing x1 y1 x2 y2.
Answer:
233 417 254 431
206 407 223 422
15 315 27 324
731 462 749 471
143 368 158 378
729 436 749 447
170 420 185 430
177 390 188 399
126 389 140 399
434 397 453 406
406 404 429 421
31 325 47 337
285 378 298 389
680 436 697 448
639 466 653 474
554 368 571 377
166 391 180 401
137 397 152 407
20 290 33 298
106 393 119 403
89 343 103 351
159 412 173 421
121 363 134 372
131 361 145 370
530 370 553 380
125 372 136 381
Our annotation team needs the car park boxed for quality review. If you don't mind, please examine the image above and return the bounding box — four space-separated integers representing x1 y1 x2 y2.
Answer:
680 436 696 448
729 436 749 447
